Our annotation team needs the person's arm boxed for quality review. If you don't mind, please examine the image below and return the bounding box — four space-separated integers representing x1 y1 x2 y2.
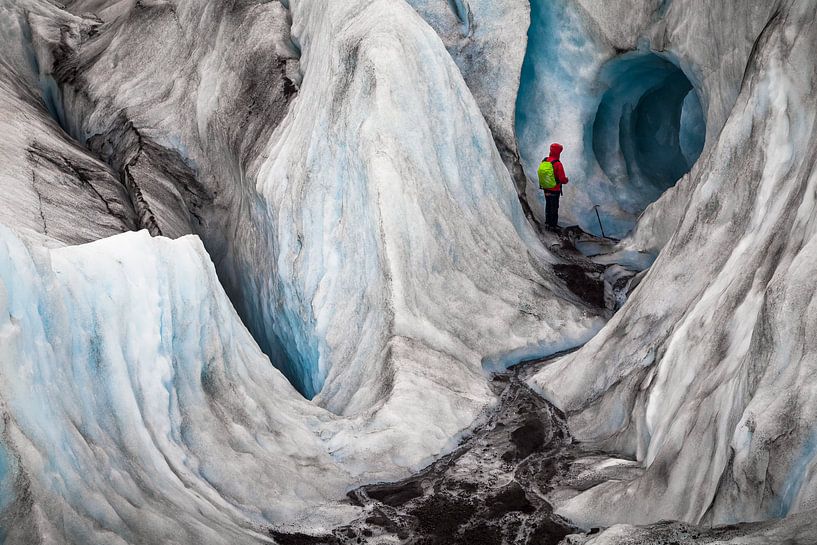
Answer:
555 161 568 185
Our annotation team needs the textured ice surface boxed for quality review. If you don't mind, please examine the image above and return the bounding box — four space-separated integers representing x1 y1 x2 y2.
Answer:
531 0 817 529
0 0 136 244
280 0 602 409
0 0 604 542
406 0 530 191
0 227 356 543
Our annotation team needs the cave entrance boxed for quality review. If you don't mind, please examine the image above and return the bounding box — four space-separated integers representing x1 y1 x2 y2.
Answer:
592 52 706 215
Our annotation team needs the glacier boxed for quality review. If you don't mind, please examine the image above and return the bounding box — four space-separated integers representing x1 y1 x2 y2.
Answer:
1 0 603 542
1 0 817 543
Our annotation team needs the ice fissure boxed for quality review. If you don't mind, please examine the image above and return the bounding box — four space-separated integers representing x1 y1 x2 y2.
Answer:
24 0 313 394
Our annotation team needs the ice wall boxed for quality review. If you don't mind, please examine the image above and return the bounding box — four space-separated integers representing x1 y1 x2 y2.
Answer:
406 0 530 191
1 220 564 544
0 227 355 543
531 0 817 529
582 508 817 545
0 0 136 244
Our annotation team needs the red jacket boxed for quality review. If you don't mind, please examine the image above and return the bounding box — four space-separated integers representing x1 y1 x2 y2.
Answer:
544 143 568 193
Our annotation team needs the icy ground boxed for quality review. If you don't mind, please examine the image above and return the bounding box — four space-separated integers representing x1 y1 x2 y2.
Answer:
271 361 580 545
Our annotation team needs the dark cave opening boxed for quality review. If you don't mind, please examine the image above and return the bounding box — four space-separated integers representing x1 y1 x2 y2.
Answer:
592 52 706 214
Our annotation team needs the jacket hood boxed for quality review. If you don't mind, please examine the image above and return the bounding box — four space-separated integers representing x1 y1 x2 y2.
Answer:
549 143 563 159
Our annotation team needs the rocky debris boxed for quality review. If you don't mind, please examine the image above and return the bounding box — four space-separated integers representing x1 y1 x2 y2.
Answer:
271 363 580 545
602 265 638 312
542 225 652 314
269 351 810 545
552 263 606 310
268 356 816 545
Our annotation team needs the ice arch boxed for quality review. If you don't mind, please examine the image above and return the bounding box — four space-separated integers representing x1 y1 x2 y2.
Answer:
592 52 706 215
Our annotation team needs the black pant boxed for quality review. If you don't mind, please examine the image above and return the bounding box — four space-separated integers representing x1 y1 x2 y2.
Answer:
544 191 560 227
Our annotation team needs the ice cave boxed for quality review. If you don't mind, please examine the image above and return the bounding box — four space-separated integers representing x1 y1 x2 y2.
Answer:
1 0 816 544
591 51 706 217
516 0 708 238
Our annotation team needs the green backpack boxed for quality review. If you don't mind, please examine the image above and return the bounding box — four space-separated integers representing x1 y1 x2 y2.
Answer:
537 159 559 190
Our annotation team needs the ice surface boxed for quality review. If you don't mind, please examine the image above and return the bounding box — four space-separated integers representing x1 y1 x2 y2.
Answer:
0 0 136 244
0 226 357 543
406 0 530 190
679 89 706 167
270 0 604 411
2 0 816 542
1 223 566 543
577 509 817 545
19 0 601 405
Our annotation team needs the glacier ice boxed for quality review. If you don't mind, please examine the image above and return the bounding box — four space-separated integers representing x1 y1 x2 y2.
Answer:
591 52 704 212
0 226 365 542
1 0 817 542
406 0 531 191
272 0 603 409
20 0 602 405
577 509 817 545
2 223 568 543
0 0 136 244
0 0 605 542
530 0 817 530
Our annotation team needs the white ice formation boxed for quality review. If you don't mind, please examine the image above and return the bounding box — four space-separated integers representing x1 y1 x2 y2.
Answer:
0 0 603 542
2 0 817 543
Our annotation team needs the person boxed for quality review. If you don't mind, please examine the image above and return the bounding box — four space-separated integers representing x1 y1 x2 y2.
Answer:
540 143 568 230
